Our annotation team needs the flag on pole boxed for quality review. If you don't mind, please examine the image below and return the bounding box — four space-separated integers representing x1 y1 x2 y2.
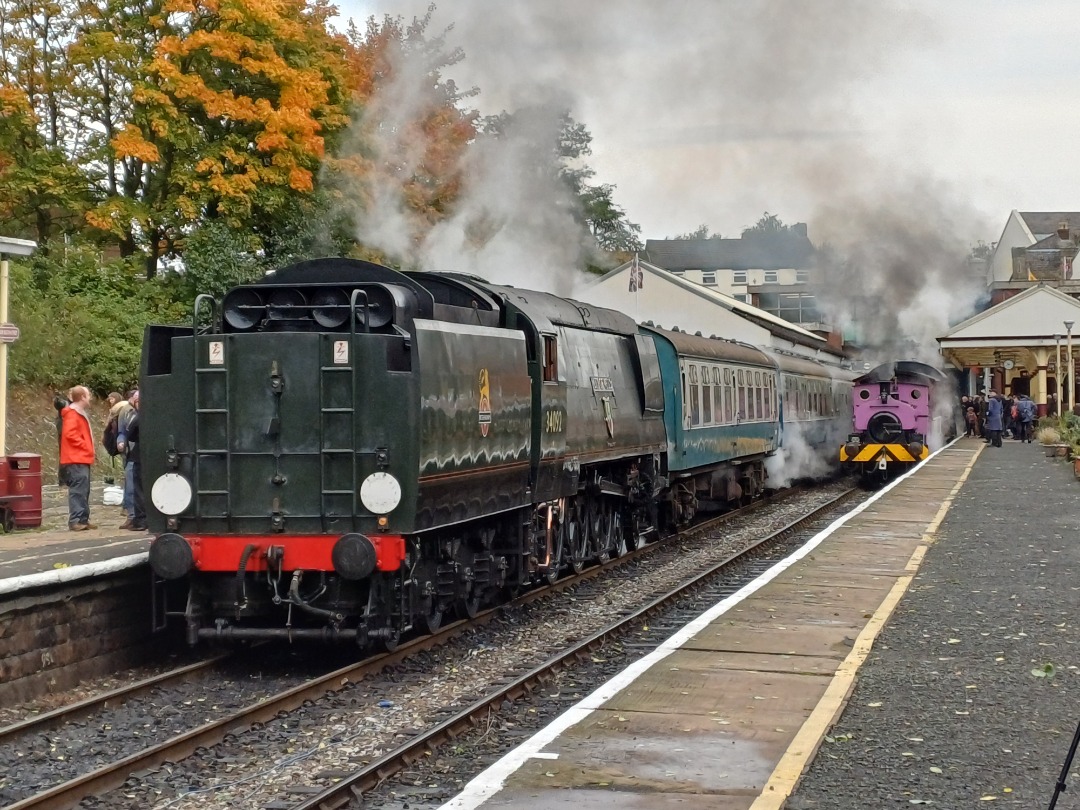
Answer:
628 253 643 292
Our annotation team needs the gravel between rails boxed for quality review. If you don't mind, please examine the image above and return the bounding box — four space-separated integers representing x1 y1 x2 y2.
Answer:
324 483 869 810
0 480 854 810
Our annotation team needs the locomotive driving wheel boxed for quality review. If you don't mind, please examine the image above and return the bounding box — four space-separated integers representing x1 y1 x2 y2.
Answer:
417 596 443 635
455 584 481 619
545 506 566 585
609 503 627 557
381 628 401 652
565 498 588 574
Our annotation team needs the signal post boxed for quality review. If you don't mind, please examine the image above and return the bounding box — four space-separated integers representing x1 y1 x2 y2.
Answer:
0 237 37 457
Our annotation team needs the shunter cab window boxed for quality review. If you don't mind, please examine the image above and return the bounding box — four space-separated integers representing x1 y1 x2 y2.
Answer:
542 335 558 382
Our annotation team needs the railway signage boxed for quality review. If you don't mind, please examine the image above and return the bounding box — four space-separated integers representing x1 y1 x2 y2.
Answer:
0 323 19 343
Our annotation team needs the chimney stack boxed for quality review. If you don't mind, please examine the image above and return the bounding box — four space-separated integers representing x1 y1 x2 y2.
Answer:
1058 221 1070 240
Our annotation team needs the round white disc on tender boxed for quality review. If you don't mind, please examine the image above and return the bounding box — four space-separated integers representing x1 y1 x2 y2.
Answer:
360 472 402 514
152 473 194 516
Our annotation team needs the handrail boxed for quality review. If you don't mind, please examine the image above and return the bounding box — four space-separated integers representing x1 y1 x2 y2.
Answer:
349 289 370 335
193 294 217 334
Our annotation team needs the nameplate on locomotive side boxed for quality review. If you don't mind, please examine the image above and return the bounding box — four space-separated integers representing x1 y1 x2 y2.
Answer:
591 376 614 393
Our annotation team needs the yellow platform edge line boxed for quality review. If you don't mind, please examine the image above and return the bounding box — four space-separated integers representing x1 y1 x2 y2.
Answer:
748 442 984 810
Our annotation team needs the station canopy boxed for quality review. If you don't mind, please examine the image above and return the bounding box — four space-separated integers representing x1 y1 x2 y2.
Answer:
938 284 1080 370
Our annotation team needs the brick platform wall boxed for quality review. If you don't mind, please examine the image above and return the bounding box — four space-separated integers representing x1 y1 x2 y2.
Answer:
0 570 156 706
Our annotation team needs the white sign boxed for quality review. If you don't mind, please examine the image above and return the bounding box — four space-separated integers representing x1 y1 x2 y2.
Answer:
208 341 224 365
0 323 19 343
333 340 349 364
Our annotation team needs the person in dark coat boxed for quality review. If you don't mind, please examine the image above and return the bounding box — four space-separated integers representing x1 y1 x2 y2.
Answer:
1017 395 1037 442
116 391 145 531
985 391 1004 447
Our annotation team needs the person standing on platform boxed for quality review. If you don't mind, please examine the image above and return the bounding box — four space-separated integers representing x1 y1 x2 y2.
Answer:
117 391 145 531
1017 394 1037 442
108 391 135 516
60 385 97 530
986 390 1003 448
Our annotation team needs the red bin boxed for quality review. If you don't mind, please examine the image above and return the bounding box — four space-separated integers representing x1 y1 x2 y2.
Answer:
8 453 42 527
0 458 8 499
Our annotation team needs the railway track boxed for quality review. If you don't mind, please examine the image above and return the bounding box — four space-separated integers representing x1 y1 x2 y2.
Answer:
1 484 856 810
283 486 861 810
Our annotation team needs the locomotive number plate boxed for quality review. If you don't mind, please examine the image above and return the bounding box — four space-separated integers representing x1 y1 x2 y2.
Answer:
208 341 224 365
333 340 349 364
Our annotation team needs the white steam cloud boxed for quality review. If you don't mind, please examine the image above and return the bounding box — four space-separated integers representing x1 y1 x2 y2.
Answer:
342 1 991 364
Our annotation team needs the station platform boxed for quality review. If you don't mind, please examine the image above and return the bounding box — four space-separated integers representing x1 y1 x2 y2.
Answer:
0 509 148 594
440 439 985 810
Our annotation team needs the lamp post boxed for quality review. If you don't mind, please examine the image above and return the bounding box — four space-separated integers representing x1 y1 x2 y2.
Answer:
1067 320 1076 416
0 237 37 458
1056 334 1063 412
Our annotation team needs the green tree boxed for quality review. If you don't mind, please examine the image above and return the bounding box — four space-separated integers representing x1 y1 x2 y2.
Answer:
81 0 353 277
742 212 791 238
480 108 642 256
8 238 187 391
671 224 721 240
0 0 92 244
331 5 479 249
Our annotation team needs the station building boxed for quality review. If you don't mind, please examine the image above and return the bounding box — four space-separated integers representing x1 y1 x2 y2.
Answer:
586 211 1080 416
940 211 1080 415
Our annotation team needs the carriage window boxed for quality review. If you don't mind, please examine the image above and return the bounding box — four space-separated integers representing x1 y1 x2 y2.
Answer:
754 371 763 420
738 369 747 419
702 378 712 424
724 368 734 423
713 368 723 425
681 371 689 426
543 335 558 382
691 379 701 426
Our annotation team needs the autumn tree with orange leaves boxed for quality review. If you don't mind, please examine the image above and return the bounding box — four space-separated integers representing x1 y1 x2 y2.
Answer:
80 0 352 276
328 8 478 263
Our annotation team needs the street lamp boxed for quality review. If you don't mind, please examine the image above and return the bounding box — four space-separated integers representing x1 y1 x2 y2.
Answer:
0 237 36 458
1056 334 1063 412
1067 320 1076 415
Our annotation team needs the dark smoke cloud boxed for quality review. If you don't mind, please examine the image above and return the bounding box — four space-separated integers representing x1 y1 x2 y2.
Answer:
349 0 990 360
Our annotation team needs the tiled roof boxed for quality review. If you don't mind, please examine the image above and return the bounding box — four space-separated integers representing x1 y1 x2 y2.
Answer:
1018 212 1080 239
643 232 814 271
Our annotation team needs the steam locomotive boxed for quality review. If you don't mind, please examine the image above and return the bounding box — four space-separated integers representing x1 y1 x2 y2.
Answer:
142 257 853 646
840 360 946 484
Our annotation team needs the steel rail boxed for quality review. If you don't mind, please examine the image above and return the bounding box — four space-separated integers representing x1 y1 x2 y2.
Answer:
0 655 231 746
3 482 834 810
289 487 860 810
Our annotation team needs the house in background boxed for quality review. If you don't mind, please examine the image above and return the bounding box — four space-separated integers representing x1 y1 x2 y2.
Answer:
576 258 846 367
987 211 1080 305
642 223 838 344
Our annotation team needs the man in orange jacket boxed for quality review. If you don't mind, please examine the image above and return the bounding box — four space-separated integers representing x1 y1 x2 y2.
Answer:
60 385 97 530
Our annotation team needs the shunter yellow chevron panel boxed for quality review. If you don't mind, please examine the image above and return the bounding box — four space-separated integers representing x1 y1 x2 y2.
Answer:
840 443 926 463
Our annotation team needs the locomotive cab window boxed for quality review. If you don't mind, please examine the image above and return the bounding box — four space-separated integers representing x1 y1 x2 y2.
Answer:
542 335 558 382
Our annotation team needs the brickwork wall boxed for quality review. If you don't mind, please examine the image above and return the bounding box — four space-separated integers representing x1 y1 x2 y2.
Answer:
0 571 155 705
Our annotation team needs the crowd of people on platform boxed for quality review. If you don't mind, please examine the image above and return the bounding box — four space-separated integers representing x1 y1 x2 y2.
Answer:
55 385 143 532
960 391 1038 448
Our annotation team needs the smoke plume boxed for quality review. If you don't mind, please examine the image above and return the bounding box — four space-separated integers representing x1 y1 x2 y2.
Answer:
344 0 990 363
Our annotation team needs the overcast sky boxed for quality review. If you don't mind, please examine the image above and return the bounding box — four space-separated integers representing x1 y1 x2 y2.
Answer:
334 0 1079 247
